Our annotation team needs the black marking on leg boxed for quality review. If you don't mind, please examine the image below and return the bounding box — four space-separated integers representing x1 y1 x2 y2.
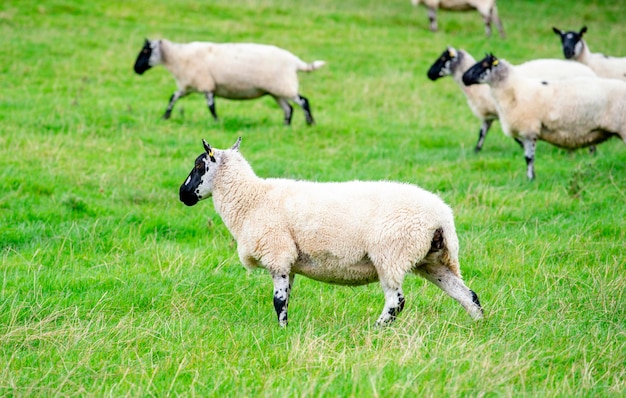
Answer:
475 128 485 152
387 294 405 320
273 295 288 323
471 290 483 311
284 103 293 125
430 227 444 252
541 81 548 85
299 95 314 125
163 93 175 119
209 102 217 120
525 155 533 165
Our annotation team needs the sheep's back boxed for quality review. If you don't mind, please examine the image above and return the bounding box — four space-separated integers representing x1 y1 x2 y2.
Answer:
517 59 596 79
206 43 303 98
503 77 626 146
587 54 626 81
262 179 452 252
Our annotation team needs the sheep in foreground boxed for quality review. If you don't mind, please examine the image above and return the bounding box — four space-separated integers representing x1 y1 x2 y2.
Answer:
179 137 484 326
133 39 325 125
427 47 597 152
553 26 626 81
411 0 505 37
462 53 626 180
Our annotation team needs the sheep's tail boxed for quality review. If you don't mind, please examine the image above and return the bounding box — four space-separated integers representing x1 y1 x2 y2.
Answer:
438 219 462 279
297 60 326 72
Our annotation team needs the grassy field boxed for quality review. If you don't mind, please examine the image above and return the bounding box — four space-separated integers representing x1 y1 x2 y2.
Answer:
1 0 625 396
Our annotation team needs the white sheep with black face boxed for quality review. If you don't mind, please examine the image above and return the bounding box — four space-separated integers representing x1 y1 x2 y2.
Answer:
179 138 484 327
133 39 325 125
411 0 505 37
427 46 597 152
553 26 626 81
462 53 626 180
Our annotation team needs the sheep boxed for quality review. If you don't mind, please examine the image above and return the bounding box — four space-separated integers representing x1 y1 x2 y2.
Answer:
179 137 484 326
133 39 326 125
410 0 505 37
462 53 626 180
427 46 597 152
553 26 626 81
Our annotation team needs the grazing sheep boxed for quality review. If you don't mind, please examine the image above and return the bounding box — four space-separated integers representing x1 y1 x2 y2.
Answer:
133 39 326 125
179 138 484 326
427 47 597 152
462 53 626 180
553 26 626 81
411 0 505 37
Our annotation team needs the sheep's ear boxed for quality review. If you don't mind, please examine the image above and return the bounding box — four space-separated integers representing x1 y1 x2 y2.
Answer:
552 27 563 36
202 139 216 162
447 46 457 57
489 53 499 67
231 136 242 151
580 26 587 36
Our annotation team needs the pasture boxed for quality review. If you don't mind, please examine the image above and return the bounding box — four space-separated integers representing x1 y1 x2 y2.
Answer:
1 0 624 396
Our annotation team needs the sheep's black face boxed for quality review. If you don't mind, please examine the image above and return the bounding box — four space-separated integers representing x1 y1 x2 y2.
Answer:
462 53 498 86
134 39 153 75
427 48 457 81
180 140 219 206
179 153 210 206
553 27 586 60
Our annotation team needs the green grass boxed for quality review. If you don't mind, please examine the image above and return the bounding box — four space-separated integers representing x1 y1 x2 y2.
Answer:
1 0 625 396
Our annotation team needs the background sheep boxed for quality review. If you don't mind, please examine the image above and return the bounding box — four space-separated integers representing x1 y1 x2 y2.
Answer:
427 46 596 152
179 138 484 326
462 53 626 180
133 39 325 125
411 0 505 37
553 26 626 81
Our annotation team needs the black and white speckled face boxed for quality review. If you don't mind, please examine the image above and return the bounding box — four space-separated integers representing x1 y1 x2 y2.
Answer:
427 47 458 80
462 53 500 86
133 39 162 75
179 142 217 206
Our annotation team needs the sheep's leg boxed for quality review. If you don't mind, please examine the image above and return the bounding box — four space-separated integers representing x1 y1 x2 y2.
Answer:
272 273 294 327
274 97 294 125
163 90 185 119
415 264 483 320
427 7 438 32
492 6 505 38
482 11 493 37
205 92 218 120
522 138 537 180
475 119 494 152
375 279 405 326
294 95 315 125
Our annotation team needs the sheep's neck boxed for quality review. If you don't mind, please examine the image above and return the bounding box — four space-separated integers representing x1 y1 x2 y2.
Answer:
575 40 592 64
453 52 491 104
488 64 521 111
212 158 264 238
451 51 475 85
160 40 194 81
